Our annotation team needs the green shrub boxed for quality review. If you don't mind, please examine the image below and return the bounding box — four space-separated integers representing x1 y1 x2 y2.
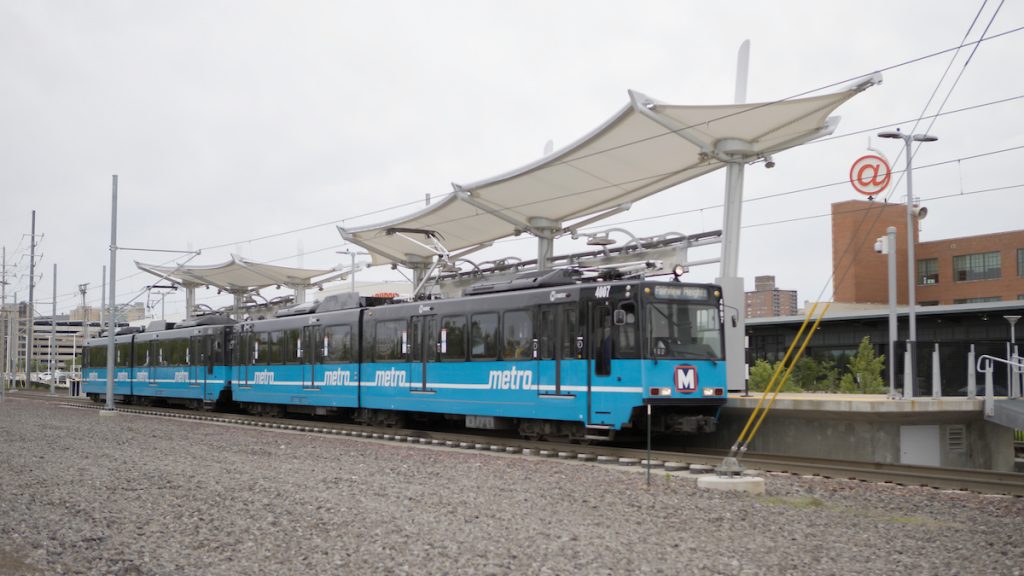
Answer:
748 358 802 392
838 336 887 394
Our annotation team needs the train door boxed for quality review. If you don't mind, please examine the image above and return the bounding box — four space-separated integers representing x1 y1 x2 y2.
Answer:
588 303 613 424
146 341 156 390
536 304 576 395
189 335 206 392
409 315 437 391
237 333 250 388
301 325 321 388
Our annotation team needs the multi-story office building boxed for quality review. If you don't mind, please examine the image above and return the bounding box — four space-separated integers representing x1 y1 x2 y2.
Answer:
831 199 1024 305
745 275 799 318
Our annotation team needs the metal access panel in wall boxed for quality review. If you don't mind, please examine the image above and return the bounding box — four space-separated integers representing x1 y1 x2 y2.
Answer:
899 425 941 467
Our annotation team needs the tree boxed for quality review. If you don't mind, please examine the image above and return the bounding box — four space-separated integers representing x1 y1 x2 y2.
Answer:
748 358 803 392
839 336 887 393
791 356 839 392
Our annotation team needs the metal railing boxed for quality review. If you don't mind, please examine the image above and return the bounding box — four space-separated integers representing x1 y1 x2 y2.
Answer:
976 354 1024 416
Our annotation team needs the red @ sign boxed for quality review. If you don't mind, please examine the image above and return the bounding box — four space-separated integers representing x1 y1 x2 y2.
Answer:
849 154 891 196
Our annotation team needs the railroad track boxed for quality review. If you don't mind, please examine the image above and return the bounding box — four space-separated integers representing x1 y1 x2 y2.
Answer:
9 391 1024 496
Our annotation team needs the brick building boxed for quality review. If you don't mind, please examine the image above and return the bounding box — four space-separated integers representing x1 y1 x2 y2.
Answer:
745 275 798 318
832 199 1024 305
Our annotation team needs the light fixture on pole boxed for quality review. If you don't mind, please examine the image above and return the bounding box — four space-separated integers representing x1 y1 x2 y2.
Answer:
878 128 937 396
337 249 369 293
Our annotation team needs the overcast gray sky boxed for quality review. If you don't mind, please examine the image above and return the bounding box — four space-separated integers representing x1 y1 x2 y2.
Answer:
2 0 1022 318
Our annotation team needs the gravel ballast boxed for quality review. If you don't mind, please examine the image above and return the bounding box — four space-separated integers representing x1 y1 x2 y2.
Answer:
1 399 1022 575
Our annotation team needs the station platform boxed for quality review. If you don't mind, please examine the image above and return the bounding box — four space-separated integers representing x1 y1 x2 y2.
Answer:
727 393 983 416
684 392 1017 472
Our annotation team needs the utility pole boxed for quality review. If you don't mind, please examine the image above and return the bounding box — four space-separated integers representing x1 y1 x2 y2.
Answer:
104 175 118 412
5 292 16 399
1 245 8 394
8 292 18 391
49 263 56 396
25 210 37 388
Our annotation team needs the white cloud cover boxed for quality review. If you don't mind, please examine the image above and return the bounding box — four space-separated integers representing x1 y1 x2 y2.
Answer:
1 0 1022 316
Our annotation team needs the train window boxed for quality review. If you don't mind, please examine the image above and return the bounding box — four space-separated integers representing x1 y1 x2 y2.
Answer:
211 337 223 364
538 308 555 360
470 313 498 360
253 332 269 365
324 325 352 363
87 346 106 368
374 320 406 361
267 331 285 364
647 302 722 360
134 342 150 367
409 316 436 363
235 334 249 365
440 316 467 361
502 310 532 361
561 306 579 360
174 338 189 365
615 301 639 359
115 343 132 367
282 329 301 364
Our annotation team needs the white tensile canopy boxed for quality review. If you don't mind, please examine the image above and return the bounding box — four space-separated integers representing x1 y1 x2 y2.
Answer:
136 255 350 313
339 75 882 269
136 255 335 292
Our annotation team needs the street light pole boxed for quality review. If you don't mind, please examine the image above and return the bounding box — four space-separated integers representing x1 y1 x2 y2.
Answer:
337 249 368 294
878 129 937 396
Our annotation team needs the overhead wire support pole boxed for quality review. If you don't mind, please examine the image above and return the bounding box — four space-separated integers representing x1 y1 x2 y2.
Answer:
1 245 7 397
25 209 36 389
104 175 118 413
49 263 56 396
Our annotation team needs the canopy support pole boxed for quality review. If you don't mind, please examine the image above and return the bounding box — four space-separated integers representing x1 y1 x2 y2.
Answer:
232 292 244 321
185 285 196 319
411 263 432 296
530 218 560 272
718 160 748 393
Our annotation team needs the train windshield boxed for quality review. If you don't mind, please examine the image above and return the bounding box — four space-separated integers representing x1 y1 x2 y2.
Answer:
646 301 723 360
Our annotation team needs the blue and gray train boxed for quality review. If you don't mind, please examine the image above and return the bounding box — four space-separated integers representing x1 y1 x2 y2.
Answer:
83 271 727 440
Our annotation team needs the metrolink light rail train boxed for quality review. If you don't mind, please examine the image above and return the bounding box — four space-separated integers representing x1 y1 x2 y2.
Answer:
82 271 727 441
